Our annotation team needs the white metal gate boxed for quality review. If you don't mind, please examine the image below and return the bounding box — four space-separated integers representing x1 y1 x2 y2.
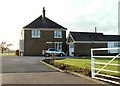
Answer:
91 48 120 85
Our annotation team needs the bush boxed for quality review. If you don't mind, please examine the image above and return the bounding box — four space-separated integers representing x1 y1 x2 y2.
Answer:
15 50 19 56
54 62 91 76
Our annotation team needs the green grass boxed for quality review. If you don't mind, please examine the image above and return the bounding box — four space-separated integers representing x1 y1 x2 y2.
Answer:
56 58 91 69
94 58 119 76
0 53 16 56
55 57 120 77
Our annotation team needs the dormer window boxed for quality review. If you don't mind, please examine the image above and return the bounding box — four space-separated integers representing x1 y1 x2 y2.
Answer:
32 30 40 38
54 31 62 38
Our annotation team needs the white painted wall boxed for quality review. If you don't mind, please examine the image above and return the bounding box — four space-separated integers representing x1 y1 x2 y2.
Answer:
19 40 24 52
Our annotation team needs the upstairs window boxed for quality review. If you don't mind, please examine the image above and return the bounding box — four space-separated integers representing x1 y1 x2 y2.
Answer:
32 30 40 38
54 31 62 38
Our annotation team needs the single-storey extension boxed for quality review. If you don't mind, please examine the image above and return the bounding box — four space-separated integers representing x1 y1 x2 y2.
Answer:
66 32 120 56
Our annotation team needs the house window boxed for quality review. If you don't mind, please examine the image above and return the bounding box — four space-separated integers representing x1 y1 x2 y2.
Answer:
114 42 118 47
31 30 40 38
54 42 62 51
114 42 120 47
54 31 62 38
118 43 120 47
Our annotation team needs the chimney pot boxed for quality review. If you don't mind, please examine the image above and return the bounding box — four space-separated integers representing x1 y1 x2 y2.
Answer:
95 27 97 33
42 7 45 17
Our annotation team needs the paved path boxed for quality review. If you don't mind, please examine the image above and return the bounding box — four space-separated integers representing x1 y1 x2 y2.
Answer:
1 56 110 84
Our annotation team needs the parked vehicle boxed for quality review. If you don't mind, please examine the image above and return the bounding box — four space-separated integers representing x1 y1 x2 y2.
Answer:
44 48 65 57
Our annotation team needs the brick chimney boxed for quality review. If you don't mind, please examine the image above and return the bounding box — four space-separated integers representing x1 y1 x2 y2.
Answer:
42 7 45 18
95 27 97 33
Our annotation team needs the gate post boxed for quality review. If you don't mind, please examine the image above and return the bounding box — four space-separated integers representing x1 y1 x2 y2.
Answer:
91 49 95 78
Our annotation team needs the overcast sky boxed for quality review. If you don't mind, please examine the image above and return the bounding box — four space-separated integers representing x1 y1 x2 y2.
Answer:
0 0 119 49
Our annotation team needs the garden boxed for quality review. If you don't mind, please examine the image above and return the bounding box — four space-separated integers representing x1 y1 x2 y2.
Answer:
46 57 120 77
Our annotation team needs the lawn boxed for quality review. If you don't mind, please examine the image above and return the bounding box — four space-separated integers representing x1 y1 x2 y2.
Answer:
0 53 16 56
55 58 91 69
55 57 120 77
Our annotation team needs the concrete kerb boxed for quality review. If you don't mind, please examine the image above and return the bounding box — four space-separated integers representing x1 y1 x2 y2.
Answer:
40 60 108 84
40 60 64 73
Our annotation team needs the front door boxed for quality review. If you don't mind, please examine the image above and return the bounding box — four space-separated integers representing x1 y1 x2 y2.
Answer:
69 43 74 56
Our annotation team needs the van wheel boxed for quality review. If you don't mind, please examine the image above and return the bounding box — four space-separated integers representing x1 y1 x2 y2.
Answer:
45 53 50 57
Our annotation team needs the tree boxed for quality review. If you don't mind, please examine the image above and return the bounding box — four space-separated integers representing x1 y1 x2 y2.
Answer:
0 42 13 54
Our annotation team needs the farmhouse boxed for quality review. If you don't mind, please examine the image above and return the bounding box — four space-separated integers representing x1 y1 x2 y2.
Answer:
19 7 120 56
66 32 120 56
19 7 67 56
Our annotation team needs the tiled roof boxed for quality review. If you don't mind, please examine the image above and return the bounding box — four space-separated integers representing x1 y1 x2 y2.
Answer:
104 35 120 41
70 32 105 41
23 15 67 29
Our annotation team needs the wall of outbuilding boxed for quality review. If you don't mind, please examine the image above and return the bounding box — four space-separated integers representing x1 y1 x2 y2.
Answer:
74 43 107 56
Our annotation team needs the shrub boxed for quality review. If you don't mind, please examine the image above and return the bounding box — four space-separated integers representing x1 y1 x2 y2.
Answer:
54 62 91 76
15 50 19 56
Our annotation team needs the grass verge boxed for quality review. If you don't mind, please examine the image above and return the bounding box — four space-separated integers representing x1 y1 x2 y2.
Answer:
55 57 120 77
0 53 16 56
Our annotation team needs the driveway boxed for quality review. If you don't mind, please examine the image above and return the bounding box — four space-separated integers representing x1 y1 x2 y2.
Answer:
2 56 57 73
1 56 110 84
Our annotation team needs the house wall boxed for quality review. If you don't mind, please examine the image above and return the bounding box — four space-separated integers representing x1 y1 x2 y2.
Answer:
24 30 66 56
19 40 24 51
74 43 107 56
21 29 24 40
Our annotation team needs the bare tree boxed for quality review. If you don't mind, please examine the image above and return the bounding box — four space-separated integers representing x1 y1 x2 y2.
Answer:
0 42 13 54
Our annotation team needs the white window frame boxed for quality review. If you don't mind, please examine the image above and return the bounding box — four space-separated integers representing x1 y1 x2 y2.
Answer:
31 30 40 38
107 42 119 53
54 42 62 51
54 31 62 38
114 42 118 47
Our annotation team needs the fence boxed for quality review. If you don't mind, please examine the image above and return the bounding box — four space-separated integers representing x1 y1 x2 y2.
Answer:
91 48 120 85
